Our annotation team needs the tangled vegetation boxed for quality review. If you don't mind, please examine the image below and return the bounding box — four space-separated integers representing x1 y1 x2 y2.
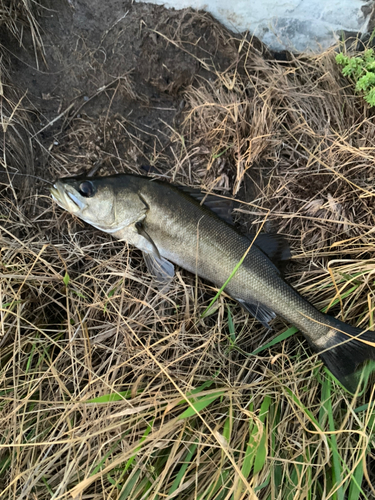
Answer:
0 2 375 499
336 46 375 107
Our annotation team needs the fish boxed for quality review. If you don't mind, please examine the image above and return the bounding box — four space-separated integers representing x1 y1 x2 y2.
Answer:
51 173 375 392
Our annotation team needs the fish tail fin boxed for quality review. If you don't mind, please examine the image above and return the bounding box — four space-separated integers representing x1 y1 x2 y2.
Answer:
315 317 375 392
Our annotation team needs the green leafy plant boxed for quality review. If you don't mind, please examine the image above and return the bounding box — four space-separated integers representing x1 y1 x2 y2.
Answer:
336 49 375 106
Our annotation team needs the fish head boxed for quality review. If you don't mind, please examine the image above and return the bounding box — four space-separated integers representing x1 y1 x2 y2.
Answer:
51 175 146 233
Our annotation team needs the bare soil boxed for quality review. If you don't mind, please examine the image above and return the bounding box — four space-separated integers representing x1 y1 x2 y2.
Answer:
3 0 253 188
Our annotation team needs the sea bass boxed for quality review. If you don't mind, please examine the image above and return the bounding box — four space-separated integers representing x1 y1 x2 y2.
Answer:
51 173 375 391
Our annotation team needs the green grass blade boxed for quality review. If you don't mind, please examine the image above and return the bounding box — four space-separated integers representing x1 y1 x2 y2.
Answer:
269 399 281 496
223 413 232 444
197 470 231 500
251 327 298 355
354 400 375 432
86 390 133 403
322 285 359 313
178 391 224 420
41 476 54 496
212 144 233 159
241 418 256 479
168 439 198 494
63 272 70 286
253 396 271 475
124 419 154 472
133 476 153 498
347 461 365 500
321 376 344 500
25 339 38 373
118 468 142 500
285 455 303 500
254 475 270 492
183 377 219 397
284 387 321 429
90 433 130 476
227 306 236 343
0 454 10 476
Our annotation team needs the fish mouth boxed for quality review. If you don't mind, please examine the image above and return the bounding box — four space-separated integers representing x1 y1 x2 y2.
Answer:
51 182 85 213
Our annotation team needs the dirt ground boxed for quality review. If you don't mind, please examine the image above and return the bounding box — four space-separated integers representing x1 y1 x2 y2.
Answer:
1 0 375 498
3 0 256 187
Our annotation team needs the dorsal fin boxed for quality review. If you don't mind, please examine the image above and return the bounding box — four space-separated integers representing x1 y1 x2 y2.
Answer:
178 186 291 266
141 168 289 261
177 186 236 225
249 233 291 266
140 166 236 225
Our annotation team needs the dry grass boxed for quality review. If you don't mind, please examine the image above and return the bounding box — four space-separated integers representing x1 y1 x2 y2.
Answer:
0 0 44 66
0 0 44 198
1 6 375 500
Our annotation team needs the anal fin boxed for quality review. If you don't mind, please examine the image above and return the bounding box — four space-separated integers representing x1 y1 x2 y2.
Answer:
236 298 276 329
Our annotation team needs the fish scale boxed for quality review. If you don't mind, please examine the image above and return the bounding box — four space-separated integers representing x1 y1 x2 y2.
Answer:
140 181 333 337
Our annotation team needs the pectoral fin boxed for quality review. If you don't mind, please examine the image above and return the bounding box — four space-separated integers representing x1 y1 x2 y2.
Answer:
143 252 175 290
135 222 161 258
135 221 175 289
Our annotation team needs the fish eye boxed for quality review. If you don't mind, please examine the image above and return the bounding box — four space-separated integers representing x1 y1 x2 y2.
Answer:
78 181 94 198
